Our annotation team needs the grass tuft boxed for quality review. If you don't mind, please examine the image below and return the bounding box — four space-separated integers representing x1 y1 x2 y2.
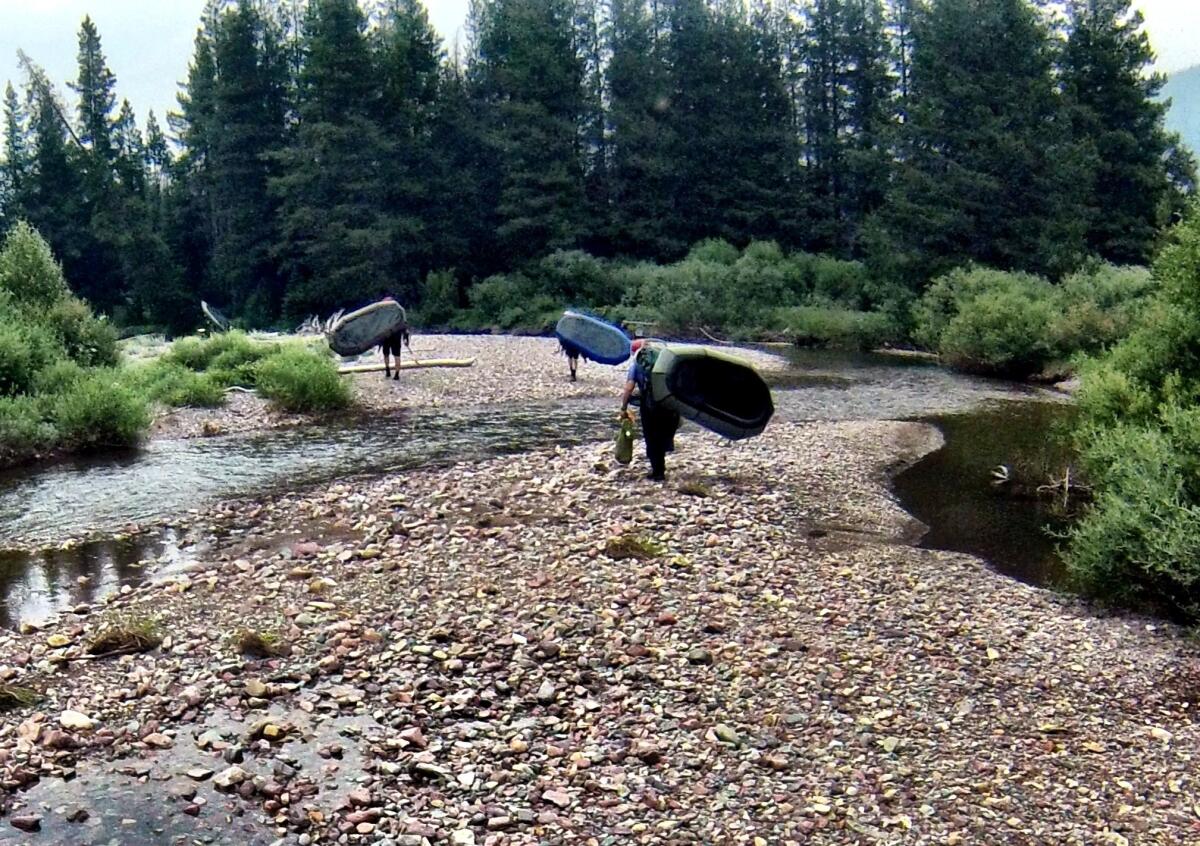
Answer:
88 615 163 656
234 628 285 658
604 533 665 561
0 683 39 711
677 480 712 498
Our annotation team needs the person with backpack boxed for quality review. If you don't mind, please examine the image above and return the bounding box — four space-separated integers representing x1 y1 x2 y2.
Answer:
620 340 681 481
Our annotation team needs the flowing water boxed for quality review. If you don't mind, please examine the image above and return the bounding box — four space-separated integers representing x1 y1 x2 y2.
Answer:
0 350 1071 628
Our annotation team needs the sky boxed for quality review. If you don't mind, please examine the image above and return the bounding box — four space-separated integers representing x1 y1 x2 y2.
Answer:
0 0 1197 142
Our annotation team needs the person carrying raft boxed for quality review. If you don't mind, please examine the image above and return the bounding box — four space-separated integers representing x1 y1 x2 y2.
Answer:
378 295 412 381
620 339 681 482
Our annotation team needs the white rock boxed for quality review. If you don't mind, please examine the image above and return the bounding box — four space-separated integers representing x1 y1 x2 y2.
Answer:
212 766 249 789
59 710 94 731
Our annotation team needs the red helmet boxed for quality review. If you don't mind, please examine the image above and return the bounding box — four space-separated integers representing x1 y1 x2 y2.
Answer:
631 339 646 354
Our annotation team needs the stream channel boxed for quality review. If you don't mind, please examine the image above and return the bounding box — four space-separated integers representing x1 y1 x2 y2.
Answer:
0 349 1072 629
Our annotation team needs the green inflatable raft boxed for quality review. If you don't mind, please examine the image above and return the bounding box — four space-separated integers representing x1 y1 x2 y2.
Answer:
648 345 774 441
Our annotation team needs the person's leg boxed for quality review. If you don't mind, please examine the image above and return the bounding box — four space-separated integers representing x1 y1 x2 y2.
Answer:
666 410 680 453
568 354 578 382
383 346 392 379
392 340 401 380
641 406 667 480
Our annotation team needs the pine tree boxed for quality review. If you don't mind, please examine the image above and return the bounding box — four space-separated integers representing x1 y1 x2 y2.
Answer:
576 0 610 249
801 0 893 255
473 0 587 262
69 17 117 162
1 83 30 222
209 2 289 319
112 99 145 193
426 58 499 279
23 83 92 300
144 110 172 189
271 0 397 318
606 0 678 256
886 0 917 125
877 0 1091 284
1060 0 1174 264
375 0 444 291
167 27 220 311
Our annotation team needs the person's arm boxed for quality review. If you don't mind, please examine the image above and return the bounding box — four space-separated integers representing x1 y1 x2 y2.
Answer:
620 379 635 412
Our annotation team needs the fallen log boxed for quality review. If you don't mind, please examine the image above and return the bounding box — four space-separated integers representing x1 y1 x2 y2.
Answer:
338 358 476 375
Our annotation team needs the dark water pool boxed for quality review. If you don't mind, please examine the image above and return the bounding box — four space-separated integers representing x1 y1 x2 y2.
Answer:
893 400 1077 587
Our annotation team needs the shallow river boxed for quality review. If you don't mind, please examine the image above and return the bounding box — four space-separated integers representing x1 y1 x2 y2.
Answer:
0 349 1069 628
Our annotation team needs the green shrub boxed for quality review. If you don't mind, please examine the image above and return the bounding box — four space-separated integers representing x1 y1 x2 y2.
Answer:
129 362 226 408
45 296 120 367
467 273 536 325
1049 264 1157 357
686 238 740 265
254 347 349 412
530 250 621 307
0 317 62 397
50 370 150 449
1065 205 1200 619
0 395 54 455
165 331 275 387
771 305 900 350
0 222 69 310
912 267 1051 350
1066 410 1200 619
937 288 1058 376
419 270 460 326
33 359 86 395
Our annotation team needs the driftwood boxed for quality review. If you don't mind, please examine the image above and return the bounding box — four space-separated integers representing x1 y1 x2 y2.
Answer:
338 358 476 375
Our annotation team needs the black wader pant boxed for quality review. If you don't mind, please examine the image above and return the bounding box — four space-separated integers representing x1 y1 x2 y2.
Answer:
640 401 681 479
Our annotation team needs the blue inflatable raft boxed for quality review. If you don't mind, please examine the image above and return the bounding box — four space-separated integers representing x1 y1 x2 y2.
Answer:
554 311 632 366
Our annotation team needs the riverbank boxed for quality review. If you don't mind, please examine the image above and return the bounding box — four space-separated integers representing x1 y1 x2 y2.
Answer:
149 334 788 441
1 419 1197 844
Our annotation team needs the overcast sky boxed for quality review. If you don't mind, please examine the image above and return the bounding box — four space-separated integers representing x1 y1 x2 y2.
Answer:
1 0 1197 142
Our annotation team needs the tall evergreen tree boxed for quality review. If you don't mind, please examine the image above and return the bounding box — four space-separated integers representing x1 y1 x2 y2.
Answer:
801 0 893 255
473 0 587 262
23 82 91 300
144 110 172 190
112 99 145 192
209 3 289 318
271 0 397 318
606 0 678 256
69 16 116 162
167 27 220 311
877 0 1091 284
1 83 30 223
1060 0 1175 264
576 0 610 248
375 0 444 291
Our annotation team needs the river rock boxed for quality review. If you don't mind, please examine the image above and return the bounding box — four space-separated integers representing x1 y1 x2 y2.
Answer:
10 815 41 832
59 710 94 731
213 766 249 790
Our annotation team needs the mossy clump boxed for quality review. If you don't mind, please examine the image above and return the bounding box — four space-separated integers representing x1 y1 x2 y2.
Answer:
677 480 712 498
88 615 163 656
0 683 39 711
234 628 285 658
604 533 665 561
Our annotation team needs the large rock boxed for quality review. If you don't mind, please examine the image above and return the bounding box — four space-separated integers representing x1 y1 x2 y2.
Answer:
212 766 249 790
59 710 94 731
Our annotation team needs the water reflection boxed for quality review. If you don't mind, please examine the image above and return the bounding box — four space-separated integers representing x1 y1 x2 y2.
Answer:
893 401 1077 587
0 401 618 547
0 529 195 629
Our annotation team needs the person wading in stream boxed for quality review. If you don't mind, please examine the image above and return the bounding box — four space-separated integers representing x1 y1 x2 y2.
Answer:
620 340 680 482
